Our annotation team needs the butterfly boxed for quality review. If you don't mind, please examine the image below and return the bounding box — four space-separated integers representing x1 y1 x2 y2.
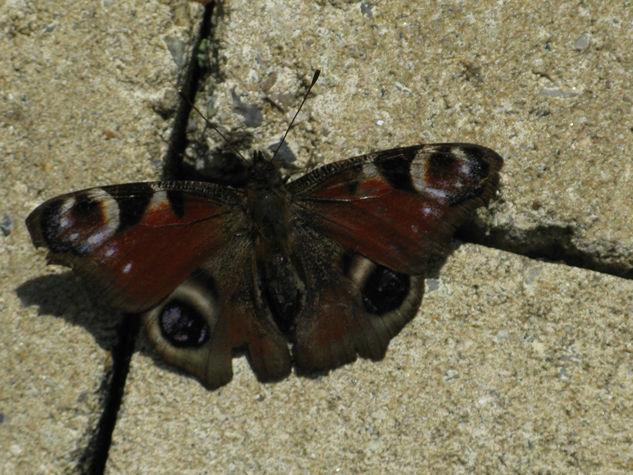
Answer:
26 77 502 389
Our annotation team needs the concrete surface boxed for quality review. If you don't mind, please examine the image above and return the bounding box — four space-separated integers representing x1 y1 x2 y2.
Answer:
110 245 633 472
1 0 201 472
2 0 632 472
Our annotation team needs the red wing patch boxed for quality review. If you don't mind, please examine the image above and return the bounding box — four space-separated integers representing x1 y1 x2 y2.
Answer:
27 182 242 312
291 144 502 274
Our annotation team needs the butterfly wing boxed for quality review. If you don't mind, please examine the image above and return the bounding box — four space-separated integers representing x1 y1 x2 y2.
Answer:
290 143 502 274
289 143 502 371
142 238 291 389
26 182 242 312
27 181 292 388
290 224 425 372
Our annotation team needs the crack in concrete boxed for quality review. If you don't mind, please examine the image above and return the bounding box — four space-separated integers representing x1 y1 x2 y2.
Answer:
80 1 633 471
78 3 217 473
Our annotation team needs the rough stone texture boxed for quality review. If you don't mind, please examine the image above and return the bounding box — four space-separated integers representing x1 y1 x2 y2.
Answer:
109 245 633 472
0 0 202 472
3 0 633 472
111 0 633 472
202 0 633 270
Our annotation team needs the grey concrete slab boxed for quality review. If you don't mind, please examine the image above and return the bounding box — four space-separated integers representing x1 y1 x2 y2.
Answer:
0 0 203 472
108 2 633 471
204 0 633 270
109 245 633 472
4 0 633 472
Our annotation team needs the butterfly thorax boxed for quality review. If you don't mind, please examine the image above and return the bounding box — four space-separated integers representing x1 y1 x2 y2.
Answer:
245 152 291 251
246 152 305 333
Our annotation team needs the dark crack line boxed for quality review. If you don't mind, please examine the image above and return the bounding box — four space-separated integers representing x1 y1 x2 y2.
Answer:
162 3 216 182
459 222 633 280
80 314 140 475
77 3 217 474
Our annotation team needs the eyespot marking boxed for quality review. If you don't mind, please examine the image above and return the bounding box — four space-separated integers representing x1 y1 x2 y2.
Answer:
410 156 429 193
425 187 449 201
362 162 378 179
147 191 169 212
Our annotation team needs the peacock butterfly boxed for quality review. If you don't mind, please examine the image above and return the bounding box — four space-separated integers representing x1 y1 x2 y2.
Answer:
26 73 503 389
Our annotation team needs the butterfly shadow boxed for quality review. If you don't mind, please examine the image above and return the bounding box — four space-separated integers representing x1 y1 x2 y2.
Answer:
16 272 236 386
17 273 126 352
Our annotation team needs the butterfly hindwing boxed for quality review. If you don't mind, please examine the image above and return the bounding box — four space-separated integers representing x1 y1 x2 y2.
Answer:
142 237 291 389
290 223 425 373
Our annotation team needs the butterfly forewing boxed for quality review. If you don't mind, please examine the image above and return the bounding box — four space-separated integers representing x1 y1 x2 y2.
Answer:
26 181 244 312
290 144 502 275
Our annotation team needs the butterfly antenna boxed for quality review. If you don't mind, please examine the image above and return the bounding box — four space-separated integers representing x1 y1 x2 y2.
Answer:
271 69 320 160
179 90 247 161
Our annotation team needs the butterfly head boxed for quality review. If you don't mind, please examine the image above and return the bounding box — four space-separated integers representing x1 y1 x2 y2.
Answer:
249 150 285 187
